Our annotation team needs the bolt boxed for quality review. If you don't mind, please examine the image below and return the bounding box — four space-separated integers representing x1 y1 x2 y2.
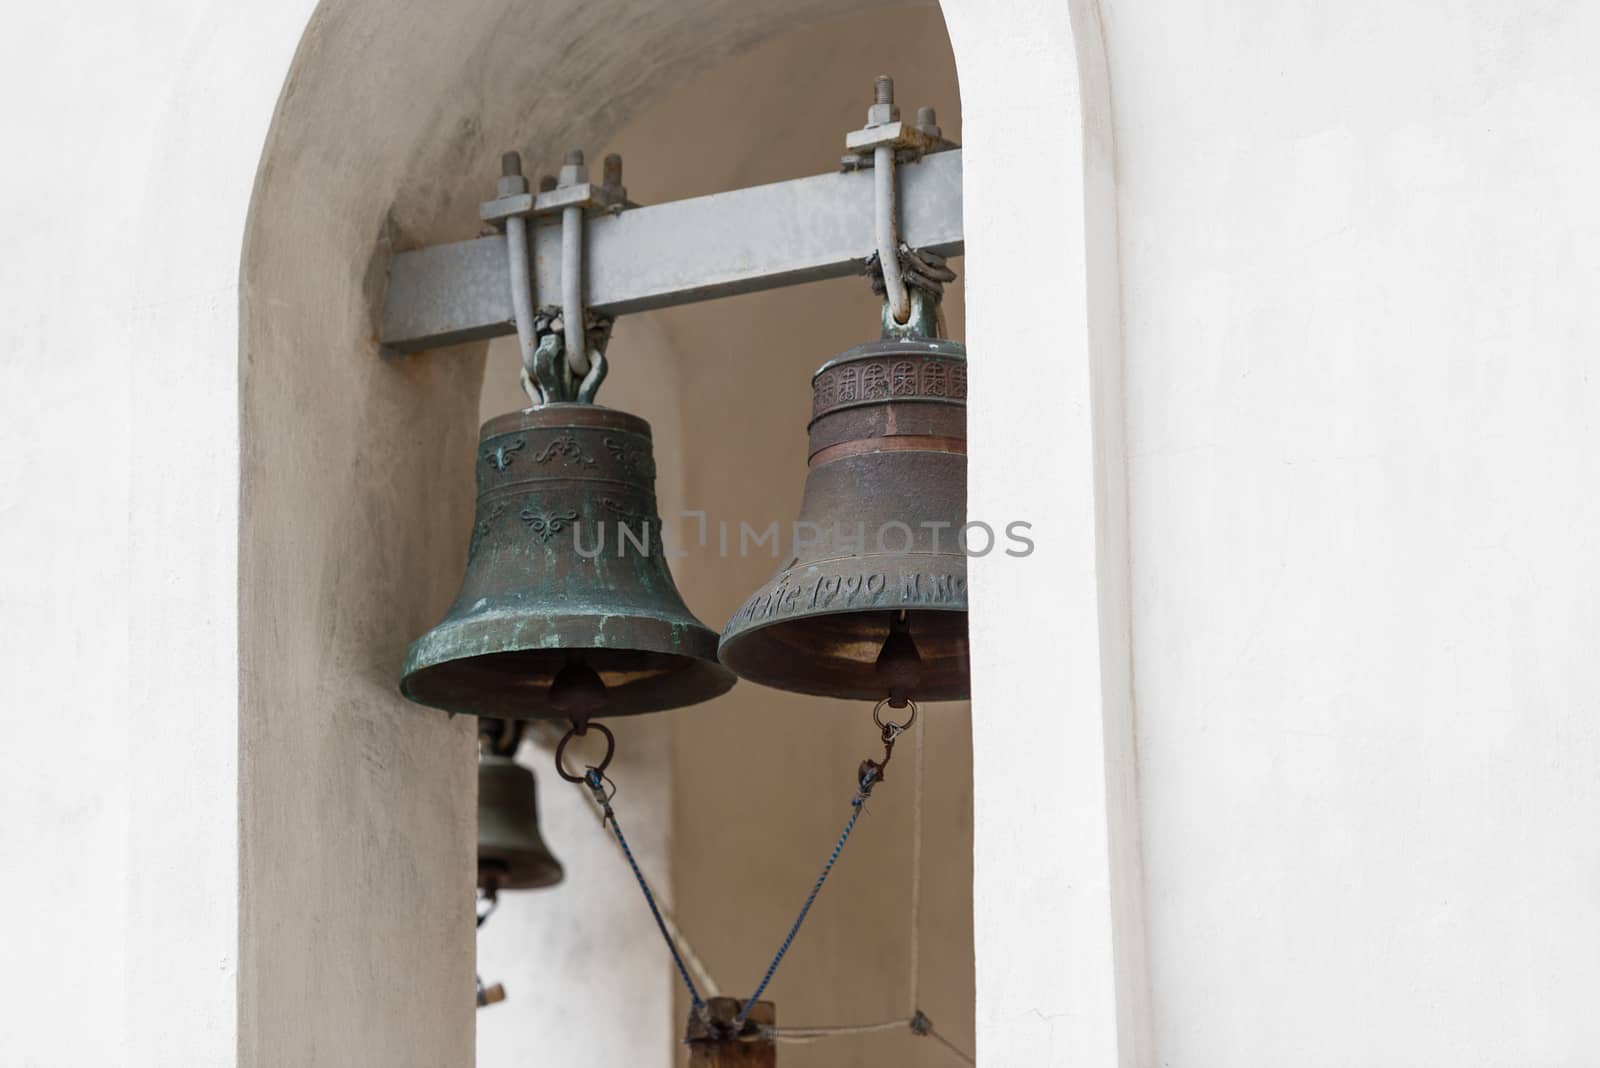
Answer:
916 106 942 140
603 153 623 189
538 175 558 192
559 149 586 188
867 74 899 126
496 150 528 196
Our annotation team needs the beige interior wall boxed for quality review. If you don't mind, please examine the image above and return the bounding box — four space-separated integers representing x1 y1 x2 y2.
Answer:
479 8 974 1065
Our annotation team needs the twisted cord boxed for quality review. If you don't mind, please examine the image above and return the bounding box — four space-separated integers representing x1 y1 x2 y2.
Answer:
584 769 706 1012
766 1019 907 1043
764 1015 975 1065
734 766 880 1027
598 826 720 998
908 718 926 1015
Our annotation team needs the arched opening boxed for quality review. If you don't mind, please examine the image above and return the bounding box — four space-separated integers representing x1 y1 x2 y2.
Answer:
242 0 1129 1064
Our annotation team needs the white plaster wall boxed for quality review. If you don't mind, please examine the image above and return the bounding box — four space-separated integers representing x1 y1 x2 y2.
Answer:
1104 1 1600 1064
944 0 1144 1063
15 1 1597 1066
0 2 318 1064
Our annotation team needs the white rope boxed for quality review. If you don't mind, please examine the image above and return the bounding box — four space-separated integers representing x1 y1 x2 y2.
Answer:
767 1016 976 1065
908 718 926 1015
769 1019 909 1044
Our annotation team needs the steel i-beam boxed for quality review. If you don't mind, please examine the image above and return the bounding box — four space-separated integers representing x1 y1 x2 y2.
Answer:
379 147 964 355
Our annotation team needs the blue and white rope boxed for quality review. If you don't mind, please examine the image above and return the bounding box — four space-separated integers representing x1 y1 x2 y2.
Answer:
584 768 707 1013
733 765 881 1027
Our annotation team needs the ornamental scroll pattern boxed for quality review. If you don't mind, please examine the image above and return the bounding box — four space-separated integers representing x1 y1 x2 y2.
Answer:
520 508 580 543
481 438 526 472
604 437 656 481
469 502 507 556
531 434 596 466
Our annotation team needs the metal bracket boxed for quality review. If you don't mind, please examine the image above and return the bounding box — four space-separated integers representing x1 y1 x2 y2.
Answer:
839 76 955 324
839 81 957 172
481 150 633 225
844 120 958 160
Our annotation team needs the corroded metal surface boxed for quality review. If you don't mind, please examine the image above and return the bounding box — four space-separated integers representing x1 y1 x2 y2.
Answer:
401 403 734 719
719 338 970 702
477 754 563 891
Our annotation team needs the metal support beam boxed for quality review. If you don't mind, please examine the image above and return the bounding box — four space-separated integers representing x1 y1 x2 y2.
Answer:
380 148 964 354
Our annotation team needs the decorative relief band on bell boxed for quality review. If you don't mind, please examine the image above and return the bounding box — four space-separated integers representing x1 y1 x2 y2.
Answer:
734 565 968 625
467 493 666 559
476 427 655 492
811 350 967 420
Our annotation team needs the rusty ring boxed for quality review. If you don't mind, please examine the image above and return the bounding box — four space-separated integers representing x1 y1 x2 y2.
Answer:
555 722 615 783
872 697 918 735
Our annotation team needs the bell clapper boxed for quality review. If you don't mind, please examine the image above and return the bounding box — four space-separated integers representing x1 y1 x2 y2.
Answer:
549 659 608 736
875 610 924 709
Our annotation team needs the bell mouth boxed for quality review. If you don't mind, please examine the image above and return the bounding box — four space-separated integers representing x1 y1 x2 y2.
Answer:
477 853 564 892
720 606 969 703
402 612 735 720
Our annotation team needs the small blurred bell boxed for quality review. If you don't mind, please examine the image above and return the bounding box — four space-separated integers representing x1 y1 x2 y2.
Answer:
720 295 969 702
402 402 734 720
477 721 563 892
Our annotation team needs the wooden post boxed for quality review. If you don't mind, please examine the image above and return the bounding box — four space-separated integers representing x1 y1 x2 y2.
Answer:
684 996 776 1067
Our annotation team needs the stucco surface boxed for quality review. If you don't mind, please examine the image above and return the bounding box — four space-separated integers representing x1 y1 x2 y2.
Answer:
16 0 1597 1066
2 1 321 1063
1104 2 1600 1063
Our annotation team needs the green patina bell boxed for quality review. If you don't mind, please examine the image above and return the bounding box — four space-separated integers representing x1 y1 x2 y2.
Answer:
478 750 563 892
402 402 734 720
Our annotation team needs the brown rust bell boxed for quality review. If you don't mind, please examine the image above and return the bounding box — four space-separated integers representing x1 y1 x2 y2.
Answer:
478 748 563 892
719 319 969 702
402 403 734 720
